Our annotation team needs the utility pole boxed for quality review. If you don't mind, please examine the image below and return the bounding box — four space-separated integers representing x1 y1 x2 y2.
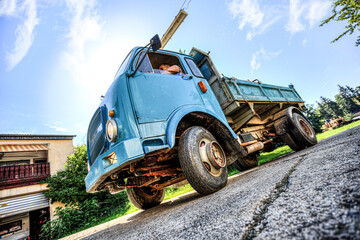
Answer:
160 9 188 49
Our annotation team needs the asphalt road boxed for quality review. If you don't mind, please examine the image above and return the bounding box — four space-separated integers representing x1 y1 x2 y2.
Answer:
76 126 359 240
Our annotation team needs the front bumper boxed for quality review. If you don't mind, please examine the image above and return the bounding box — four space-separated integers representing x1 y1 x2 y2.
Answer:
85 137 144 193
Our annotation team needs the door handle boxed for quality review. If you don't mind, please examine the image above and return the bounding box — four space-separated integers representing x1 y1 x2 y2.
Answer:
182 74 193 80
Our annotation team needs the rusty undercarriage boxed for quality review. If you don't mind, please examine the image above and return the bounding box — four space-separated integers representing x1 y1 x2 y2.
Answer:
97 122 282 194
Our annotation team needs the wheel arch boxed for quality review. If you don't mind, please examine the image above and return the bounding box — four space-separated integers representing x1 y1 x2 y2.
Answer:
166 107 245 161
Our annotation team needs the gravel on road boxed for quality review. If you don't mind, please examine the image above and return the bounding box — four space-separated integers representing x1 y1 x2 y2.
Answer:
69 126 359 240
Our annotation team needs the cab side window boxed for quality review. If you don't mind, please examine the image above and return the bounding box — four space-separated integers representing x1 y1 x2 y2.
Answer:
136 52 154 73
185 58 204 78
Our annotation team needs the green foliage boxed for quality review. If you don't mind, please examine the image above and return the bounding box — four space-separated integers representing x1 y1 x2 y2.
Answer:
43 145 89 204
320 0 360 46
316 119 360 141
303 85 360 129
258 145 293 165
316 96 344 120
164 184 194 201
303 104 323 133
335 85 360 116
41 145 129 239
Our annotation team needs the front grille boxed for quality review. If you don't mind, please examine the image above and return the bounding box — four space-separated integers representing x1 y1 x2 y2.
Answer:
88 108 105 166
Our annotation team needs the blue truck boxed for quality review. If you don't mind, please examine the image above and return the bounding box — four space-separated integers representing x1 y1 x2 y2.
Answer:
85 35 317 209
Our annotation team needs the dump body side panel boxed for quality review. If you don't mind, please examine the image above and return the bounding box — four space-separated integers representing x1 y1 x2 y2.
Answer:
190 47 305 132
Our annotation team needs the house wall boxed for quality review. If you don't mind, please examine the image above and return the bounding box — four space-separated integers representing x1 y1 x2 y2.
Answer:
0 138 74 221
0 213 29 240
0 139 74 176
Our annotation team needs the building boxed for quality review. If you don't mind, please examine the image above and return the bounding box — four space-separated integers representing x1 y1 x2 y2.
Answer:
0 134 75 240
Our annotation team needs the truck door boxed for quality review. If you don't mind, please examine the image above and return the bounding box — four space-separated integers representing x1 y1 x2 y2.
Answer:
189 47 222 85
189 48 233 110
129 51 204 124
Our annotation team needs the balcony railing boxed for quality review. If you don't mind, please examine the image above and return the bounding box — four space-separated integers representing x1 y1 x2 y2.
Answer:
0 163 50 190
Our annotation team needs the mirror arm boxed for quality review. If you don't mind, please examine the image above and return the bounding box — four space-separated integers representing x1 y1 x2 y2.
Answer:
128 42 153 77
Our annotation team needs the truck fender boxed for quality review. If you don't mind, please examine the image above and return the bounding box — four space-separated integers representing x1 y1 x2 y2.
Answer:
166 106 237 148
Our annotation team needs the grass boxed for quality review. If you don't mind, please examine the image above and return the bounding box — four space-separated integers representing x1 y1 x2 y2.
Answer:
66 120 360 238
259 119 360 165
316 120 360 141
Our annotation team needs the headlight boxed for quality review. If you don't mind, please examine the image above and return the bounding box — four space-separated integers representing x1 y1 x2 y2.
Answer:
106 119 118 142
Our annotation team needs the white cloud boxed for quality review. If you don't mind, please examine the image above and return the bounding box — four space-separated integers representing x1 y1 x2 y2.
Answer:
228 0 279 40
306 1 331 28
0 0 17 15
286 0 306 34
1 0 39 70
45 123 70 133
228 0 332 39
59 0 136 103
246 16 280 40
62 0 102 66
286 0 332 34
250 54 260 71
302 38 307 46
229 0 264 30
251 47 281 72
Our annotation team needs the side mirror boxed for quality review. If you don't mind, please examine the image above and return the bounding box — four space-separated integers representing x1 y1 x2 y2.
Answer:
150 34 161 51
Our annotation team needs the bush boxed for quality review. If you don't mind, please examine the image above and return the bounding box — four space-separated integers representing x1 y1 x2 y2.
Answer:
40 145 129 239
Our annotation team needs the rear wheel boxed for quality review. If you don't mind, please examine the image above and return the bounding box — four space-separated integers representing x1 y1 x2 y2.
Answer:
281 132 305 151
178 126 228 195
280 110 317 151
126 180 165 210
289 113 317 147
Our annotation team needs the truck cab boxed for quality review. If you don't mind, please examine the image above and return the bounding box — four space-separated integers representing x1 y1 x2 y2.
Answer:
85 35 317 209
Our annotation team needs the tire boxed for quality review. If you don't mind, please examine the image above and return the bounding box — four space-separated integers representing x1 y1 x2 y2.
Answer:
178 126 228 195
288 112 317 147
126 183 165 210
281 132 305 151
231 160 244 172
231 154 258 171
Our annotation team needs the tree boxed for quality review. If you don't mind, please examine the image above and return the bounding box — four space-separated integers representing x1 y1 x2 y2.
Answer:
316 96 344 119
335 85 360 117
41 145 129 239
320 0 360 46
303 104 323 133
44 145 89 204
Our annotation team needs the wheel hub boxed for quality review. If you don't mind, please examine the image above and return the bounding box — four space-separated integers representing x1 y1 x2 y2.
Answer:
199 139 226 177
206 141 226 169
299 119 314 137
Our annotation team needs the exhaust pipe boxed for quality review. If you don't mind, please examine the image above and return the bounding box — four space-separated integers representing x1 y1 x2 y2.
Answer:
245 142 264 154
245 139 273 154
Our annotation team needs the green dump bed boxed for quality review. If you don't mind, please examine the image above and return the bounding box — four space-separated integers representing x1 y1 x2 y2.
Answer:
190 47 304 133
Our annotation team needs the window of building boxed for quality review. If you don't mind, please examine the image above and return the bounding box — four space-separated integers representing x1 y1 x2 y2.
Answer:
0 160 30 167
0 151 47 166
0 220 22 236
34 159 47 164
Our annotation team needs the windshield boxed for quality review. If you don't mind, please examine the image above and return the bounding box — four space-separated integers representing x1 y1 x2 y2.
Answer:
135 51 186 76
114 50 132 78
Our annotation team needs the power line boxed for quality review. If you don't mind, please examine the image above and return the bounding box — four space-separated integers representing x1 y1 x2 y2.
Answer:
180 0 192 10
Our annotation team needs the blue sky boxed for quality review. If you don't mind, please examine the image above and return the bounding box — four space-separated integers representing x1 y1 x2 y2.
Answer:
0 0 359 145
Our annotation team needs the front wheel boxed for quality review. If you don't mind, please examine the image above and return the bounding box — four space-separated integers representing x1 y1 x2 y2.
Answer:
126 181 165 209
178 126 228 195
